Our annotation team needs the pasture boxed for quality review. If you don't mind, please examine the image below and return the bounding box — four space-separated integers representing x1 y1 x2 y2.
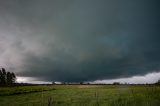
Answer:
0 85 160 106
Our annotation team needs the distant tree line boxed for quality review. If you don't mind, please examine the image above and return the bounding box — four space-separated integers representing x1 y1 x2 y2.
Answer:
155 79 160 85
0 68 16 86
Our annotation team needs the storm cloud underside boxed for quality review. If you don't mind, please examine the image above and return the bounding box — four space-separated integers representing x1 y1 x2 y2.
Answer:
0 0 160 82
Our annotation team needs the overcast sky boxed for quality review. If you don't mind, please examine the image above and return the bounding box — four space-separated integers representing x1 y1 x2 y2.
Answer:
0 0 160 83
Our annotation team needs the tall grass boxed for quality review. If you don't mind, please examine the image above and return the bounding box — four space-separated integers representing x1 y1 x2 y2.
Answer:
0 85 160 106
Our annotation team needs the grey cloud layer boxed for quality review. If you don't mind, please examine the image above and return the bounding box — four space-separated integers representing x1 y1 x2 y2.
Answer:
0 0 160 82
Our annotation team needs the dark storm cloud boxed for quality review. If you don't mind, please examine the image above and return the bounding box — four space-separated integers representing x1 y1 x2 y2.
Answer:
0 0 160 82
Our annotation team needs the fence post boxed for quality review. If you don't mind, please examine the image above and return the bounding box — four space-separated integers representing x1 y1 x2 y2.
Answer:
48 97 52 106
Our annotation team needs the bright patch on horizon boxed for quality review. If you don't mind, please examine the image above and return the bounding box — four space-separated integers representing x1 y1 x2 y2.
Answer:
17 76 52 84
17 72 160 84
92 72 160 84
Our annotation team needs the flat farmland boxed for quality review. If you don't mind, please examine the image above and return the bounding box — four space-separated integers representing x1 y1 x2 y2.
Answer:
0 85 160 106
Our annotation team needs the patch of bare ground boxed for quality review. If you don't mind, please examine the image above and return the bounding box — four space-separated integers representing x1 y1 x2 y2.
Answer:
78 85 99 88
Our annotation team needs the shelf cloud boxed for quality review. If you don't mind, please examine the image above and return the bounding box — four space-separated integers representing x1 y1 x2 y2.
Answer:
92 72 160 84
0 0 160 82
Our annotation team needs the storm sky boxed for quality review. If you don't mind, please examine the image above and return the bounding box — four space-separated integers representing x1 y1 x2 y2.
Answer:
0 0 160 82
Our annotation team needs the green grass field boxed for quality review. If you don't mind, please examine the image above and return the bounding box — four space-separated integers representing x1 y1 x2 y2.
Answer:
0 85 160 106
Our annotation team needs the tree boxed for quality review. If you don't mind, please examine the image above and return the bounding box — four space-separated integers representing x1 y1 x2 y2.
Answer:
11 72 16 84
0 68 6 85
113 82 120 85
0 70 2 85
7 72 11 85
155 79 160 85
0 68 16 86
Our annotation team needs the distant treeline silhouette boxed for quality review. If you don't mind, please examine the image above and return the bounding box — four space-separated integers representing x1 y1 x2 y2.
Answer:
0 68 16 86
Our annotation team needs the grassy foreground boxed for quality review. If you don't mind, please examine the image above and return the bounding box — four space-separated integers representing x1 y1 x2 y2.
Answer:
0 85 160 106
